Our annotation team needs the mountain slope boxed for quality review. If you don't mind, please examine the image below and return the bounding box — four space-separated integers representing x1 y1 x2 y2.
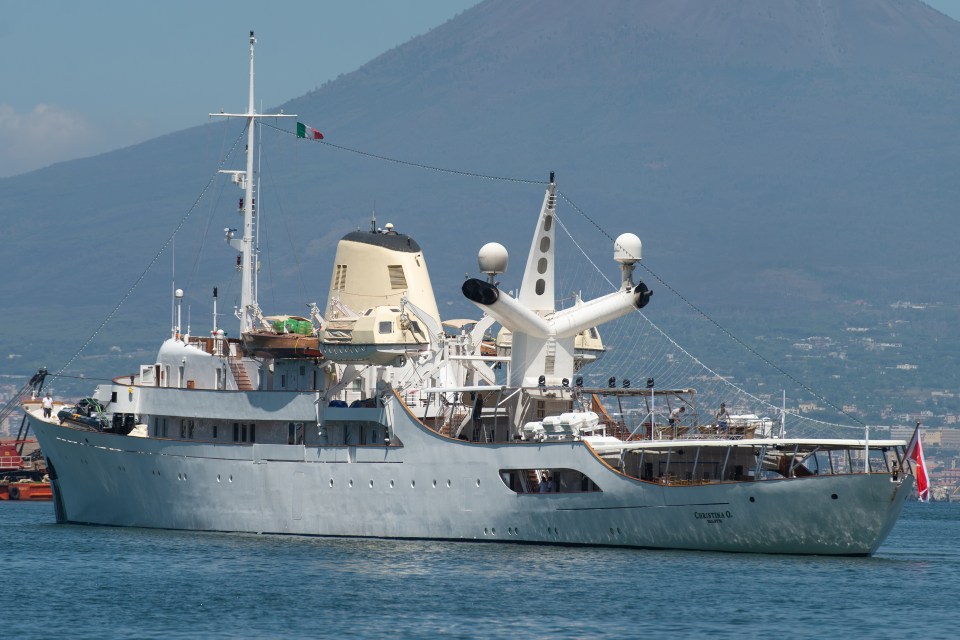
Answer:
1 0 958 391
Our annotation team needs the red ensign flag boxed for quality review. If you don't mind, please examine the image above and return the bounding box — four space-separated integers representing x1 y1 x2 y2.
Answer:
906 423 930 502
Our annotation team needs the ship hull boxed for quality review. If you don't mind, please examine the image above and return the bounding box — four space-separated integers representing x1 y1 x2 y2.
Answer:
27 403 910 556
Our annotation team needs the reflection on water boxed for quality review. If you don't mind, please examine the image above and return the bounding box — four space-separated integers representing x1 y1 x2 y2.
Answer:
2 501 957 638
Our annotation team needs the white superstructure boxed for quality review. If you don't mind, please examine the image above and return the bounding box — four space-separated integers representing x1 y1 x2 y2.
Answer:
22 34 916 556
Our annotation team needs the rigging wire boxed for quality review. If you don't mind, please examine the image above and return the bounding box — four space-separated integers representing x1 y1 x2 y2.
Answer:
256 121 310 306
187 120 235 300
275 122 865 430
51 126 249 382
260 121 547 186
553 210 862 432
557 191 865 429
49 119 863 434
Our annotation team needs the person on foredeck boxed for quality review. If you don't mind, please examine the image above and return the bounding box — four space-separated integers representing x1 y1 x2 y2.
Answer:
715 403 730 434
668 406 685 428
41 392 53 419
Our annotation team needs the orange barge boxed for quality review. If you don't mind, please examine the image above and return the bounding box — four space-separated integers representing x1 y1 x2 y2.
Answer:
1 440 52 500
0 481 52 501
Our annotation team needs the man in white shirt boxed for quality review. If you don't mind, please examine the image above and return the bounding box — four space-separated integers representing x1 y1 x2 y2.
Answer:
668 406 685 427
41 392 54 418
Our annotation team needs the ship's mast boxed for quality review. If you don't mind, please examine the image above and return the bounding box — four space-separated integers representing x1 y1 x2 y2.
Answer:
240 31 257 334
211 31 295 334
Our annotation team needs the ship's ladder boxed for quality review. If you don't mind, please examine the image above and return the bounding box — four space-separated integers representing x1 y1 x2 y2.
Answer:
228 357 255 390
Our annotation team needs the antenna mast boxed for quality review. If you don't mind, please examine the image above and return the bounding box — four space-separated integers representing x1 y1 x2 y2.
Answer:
211 31 296 334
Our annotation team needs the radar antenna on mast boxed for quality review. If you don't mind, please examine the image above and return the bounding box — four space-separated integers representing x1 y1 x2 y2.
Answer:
209 33 297 334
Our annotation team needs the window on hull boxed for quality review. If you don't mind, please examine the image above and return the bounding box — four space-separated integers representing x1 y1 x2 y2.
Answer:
616 444 908 486
288 422 305 445
499 468 601 494
319 422 397 447
232 422 256 443
179 419 195 440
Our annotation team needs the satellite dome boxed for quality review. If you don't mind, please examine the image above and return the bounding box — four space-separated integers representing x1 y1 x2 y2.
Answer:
614 233 642 264
478 242 509 275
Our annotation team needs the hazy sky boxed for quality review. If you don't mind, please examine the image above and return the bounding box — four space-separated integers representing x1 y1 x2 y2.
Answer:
0 0 479 178
2 0 957 178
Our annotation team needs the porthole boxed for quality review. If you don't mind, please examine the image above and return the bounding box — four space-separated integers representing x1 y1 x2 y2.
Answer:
369 480 374 488
390 480 395 488
831 493 839 500
329 479 334 488
228 475 233 483
411 480 416 488
749 496 755 503
491 528 496 535
432 480 437 488
217 475 221 483
446 479 451 488
484 527 489 535
476 479 481 487
349 479 354 488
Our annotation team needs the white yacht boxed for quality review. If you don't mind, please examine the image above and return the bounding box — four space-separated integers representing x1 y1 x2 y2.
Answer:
21 34 916 555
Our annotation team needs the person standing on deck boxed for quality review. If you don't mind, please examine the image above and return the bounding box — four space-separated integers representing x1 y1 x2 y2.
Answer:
41 392 53 419
668 406 685 428
715 403 730 434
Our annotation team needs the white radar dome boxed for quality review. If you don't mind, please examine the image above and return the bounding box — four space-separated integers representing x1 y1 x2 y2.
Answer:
614 233 642 264
478 242 509 275
175 288 184 298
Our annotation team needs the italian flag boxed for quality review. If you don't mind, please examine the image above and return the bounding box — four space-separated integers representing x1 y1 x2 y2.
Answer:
296 122 324 140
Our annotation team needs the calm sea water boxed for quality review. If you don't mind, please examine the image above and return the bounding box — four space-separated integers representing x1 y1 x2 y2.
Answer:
2 501 957 639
